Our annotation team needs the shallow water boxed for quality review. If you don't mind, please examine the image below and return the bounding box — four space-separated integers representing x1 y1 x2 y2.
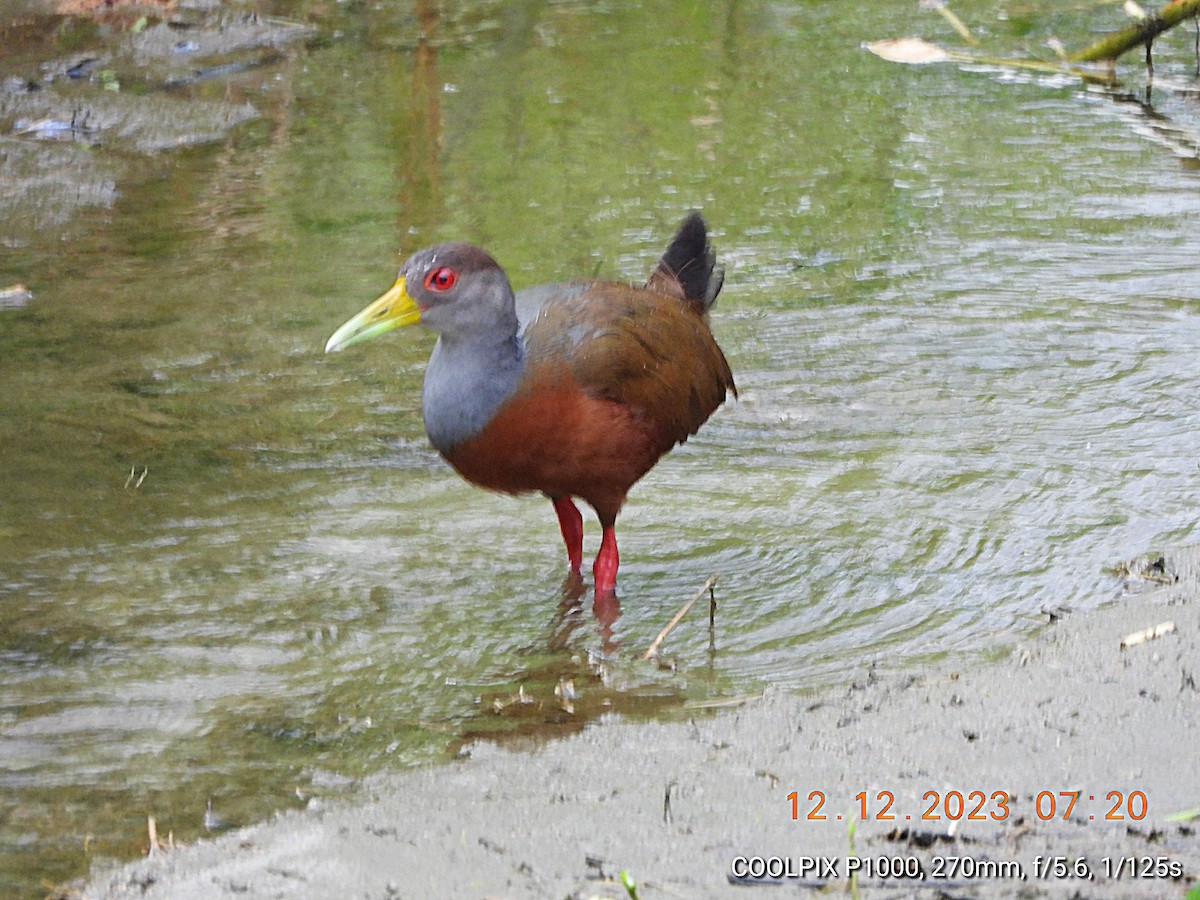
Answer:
3 0 1200 894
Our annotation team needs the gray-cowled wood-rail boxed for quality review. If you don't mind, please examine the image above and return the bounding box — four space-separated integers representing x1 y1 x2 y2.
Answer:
325 212 735 603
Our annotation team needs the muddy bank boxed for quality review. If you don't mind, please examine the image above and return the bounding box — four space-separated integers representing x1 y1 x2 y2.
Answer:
77 548 1200 899
0 2 311 244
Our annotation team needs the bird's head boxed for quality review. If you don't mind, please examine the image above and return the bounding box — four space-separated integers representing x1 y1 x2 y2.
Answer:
325 243 515 353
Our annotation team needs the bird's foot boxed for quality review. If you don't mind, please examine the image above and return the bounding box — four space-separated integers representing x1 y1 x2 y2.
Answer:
592 589 620 630
560 567 586 602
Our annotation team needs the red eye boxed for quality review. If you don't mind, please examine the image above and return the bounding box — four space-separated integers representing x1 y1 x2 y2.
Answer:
424 266 458 292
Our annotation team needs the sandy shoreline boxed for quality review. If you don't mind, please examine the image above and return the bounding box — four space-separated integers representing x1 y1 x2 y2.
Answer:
79 548 1199 899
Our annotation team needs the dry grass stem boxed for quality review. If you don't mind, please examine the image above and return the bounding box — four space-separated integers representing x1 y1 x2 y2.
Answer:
642 575 718 660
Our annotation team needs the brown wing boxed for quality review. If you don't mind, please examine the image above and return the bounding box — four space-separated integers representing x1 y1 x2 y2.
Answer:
522 282 735 451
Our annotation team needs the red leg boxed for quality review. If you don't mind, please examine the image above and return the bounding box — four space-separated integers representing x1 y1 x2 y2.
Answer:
592 525 619 596
551 496 584 573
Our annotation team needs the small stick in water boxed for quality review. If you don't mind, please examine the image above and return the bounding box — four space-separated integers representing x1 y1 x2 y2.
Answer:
643 575 719 660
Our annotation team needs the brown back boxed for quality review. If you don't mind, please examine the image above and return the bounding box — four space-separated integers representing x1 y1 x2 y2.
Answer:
522 282 735 451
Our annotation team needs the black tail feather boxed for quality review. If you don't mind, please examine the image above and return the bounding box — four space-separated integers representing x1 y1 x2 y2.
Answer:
646 211 724 312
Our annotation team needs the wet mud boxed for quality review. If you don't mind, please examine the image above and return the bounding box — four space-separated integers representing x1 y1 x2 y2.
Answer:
1 1 311 241
77 546 1200 898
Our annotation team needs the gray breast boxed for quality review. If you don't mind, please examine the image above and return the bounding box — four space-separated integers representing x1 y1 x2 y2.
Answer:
421 334 524 455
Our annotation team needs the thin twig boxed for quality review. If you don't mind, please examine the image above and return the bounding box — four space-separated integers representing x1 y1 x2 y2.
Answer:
683 690 766 710
643 575 718 660
921 0 980 47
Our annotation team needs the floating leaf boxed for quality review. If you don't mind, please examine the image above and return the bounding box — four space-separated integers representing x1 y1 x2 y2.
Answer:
864 38 951 65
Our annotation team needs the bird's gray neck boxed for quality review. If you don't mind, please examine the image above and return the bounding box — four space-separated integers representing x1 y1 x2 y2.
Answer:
422 332 524 455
